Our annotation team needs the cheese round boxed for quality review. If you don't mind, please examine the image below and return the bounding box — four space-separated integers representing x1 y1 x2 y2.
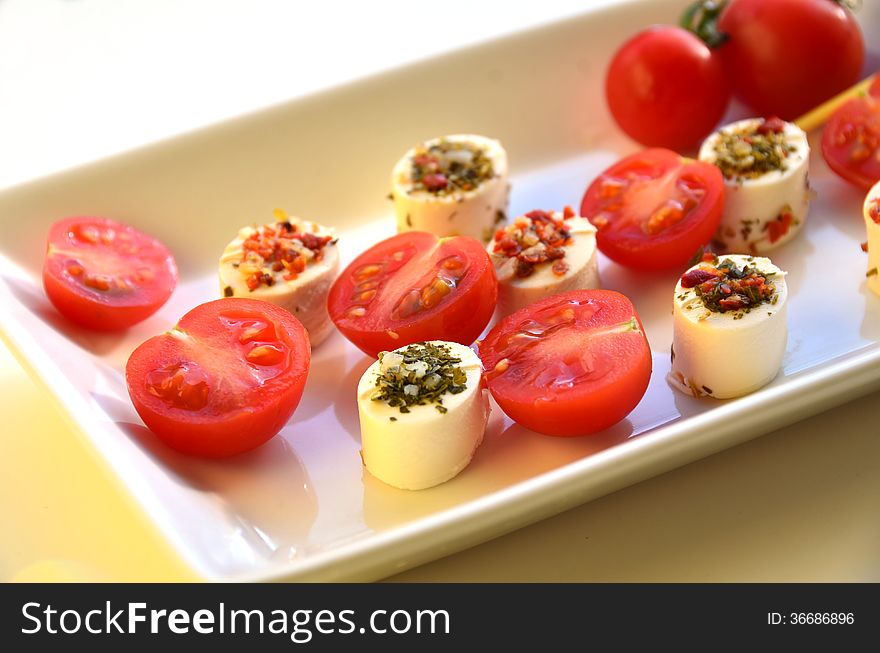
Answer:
218 216 339 347
669 254 788 399
699 118 810 253
864 180 880 297
488 212 599 318
391 134 509 242
357 341 489 490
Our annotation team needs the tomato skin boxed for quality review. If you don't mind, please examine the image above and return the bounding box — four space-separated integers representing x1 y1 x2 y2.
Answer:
126 298 310 458
821 78 880 190
328 232 497 358
42 216 177 331
479 289 651 437
605 26 730 151
580 148 725 271
718 0 864 120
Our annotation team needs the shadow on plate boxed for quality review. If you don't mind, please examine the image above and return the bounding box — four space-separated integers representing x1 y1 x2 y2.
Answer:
3 273 128 356
332 353 375 442
93 391 319 557
292 346 350 423
362 409 633 533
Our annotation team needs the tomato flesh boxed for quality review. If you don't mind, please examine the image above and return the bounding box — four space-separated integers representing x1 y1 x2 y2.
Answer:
126 298 310 458
821 78 880 191
328 231 497 358
580 149 724 270
479 289 651 437
43 216 177 330
605 26 730 150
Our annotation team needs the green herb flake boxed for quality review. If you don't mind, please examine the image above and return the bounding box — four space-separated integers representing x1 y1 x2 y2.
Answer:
409 139 495 196
712 120 796 181
371 342 468 415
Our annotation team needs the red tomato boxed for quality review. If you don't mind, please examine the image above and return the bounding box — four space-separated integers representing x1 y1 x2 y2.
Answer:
126 298 310 457
43 216 177 330
580 148 725 270
718 0 864 120
821 77 880 190
479 289 651 437
605 26 730 151
328 231 497 358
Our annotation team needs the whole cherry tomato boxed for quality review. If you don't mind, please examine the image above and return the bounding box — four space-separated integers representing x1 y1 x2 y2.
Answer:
605 26 731 151
718 0 864 119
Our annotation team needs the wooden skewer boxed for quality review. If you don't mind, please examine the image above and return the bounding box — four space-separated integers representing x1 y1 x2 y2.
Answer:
795 73 877 132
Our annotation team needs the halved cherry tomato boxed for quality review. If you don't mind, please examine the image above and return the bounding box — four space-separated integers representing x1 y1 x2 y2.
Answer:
43 216 177 330
479 289 651 437
821 77 880 191
126 298 310 457
328 231 497 358
580 149 724 270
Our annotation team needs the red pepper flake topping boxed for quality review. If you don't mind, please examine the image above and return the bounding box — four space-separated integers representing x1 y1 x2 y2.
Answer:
491 208 575 278
767 208 794 244
410 140 494 196
861 241 869 253
680 268 717 288
681 256 777 314
756 116 786 135
869 198 880 225
238 219 333 291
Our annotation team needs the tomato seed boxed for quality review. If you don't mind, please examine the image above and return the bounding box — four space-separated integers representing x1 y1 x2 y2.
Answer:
146 362 210 411
442 256 465 271
392 289 422 319
354 264 382 281
356 279 380 291
645 202 684 235
599 178 625 199
420 278 452 309
76 226 100 244
83 273 112 291
238 321 274 344
246 344 285 366
851 144 871 163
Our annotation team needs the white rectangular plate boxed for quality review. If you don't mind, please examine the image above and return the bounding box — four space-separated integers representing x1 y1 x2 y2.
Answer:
2 0 879 581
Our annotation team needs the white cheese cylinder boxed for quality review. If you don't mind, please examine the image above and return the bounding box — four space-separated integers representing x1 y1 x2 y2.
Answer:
357 341 489 490
391 134 509 242
489 214 600 318
864 181 880 297
218 218 339 347
699 118 810 254
669 254 788 399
